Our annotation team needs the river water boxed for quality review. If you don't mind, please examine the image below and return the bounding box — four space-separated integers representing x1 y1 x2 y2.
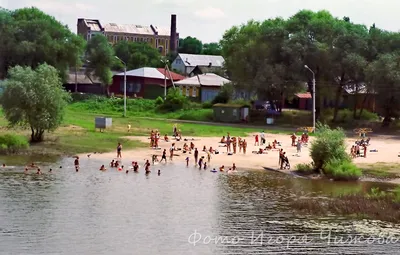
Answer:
0 156 399 255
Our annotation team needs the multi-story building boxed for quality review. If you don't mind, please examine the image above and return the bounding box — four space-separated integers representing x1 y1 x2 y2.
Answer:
77 15 178 56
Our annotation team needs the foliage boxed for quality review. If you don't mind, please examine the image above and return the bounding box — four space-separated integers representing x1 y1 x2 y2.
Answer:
159 88 188 112
320 108 379 123
212 83 234 104
178 36 203 54
0 134 29 154
366 53 400 126
220 10 400 124
310 123 349 171
0 7 85 80
85 35 114 92
202 43 222 55
155 96 164 106
324 158 362 181
0 64 71 142
295 163 314 174
202 101 213 109
114 41 163 70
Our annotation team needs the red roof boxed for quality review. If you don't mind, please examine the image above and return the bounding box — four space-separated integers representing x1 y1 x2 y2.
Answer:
296 92 312 99
156 68 185 81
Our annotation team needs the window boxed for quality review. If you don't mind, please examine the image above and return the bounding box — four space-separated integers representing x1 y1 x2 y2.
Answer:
192 86 197 97
185 86 190 96
121 81 141 93
158 46 163 53
166 40 169 50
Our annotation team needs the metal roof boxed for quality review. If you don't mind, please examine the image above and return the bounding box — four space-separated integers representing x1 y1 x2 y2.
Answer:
104 23 171 36
175 73 230 87
178 53 225 67
114 67 183 80
296 92 312 99
83 19 102 31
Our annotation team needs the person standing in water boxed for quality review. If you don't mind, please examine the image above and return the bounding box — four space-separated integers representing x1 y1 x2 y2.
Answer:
74 156 80 170
185 157 189 167
117 143 122 158
144 160 151 173
161 149 167 163
194 148 199 166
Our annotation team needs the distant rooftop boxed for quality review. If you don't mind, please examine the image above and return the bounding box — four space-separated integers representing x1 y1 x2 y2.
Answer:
178 53 225 67
114 67 184 80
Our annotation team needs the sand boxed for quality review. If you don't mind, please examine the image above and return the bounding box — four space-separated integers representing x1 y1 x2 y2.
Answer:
82 132 400 173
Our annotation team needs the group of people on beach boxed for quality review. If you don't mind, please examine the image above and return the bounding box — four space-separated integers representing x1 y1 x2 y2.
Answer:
220 133 248 154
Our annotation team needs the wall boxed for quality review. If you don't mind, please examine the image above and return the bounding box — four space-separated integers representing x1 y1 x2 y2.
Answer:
201 87 220 102
171 56 185 74
77 19 89 40
213 107 241 123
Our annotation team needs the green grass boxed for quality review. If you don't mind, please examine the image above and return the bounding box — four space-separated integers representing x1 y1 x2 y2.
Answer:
359 162 400 179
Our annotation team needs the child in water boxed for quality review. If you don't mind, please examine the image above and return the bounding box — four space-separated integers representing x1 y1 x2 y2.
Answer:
100 165 106 171
185 157 189 167
36 168 41 174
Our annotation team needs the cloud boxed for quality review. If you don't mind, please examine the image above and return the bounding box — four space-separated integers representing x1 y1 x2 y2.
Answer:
154 0 195 7
194 7 225 19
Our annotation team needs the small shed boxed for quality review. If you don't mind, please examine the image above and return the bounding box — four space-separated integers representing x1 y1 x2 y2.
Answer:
213 104 250 123
95 117 112 132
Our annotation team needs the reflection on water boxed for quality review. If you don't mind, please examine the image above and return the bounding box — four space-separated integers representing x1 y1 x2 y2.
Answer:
0 157 399 255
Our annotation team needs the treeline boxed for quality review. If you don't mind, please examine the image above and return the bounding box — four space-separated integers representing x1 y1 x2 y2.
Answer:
220 10 400 125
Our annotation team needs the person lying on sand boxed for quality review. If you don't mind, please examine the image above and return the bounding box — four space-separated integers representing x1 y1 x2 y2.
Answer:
220 136 226 143
209 147 214 154
203 146 207 152
190 142 195 150
265 143 272 150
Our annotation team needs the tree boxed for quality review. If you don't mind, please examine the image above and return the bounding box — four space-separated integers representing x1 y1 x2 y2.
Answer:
0 7 85 80
114 41 163 70
367 53 400 126
202 43 222 55
85 35 114 95
0 64 71 142
178 36 203 54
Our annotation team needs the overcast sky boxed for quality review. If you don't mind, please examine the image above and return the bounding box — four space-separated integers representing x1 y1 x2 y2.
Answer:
1 0 400 43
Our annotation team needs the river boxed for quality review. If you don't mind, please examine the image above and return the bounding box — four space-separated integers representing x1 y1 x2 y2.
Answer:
0 156 399 255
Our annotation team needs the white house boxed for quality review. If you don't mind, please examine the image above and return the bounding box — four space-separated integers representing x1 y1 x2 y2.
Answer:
171 53 225 76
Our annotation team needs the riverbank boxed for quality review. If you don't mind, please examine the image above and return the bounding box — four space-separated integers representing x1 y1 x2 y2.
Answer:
83 132 400 182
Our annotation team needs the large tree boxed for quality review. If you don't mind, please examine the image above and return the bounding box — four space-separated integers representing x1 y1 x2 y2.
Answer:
85 34 114 95
114 40 163 70
0 7 85 80
178 36 203 54
202 42 222 55
0 64 71 142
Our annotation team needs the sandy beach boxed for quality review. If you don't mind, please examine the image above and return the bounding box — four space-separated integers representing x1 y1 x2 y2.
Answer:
83 132 400 172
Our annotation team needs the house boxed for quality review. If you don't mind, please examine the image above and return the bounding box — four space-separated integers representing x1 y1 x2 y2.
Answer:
171 53 225 76
212 104 250 123
77 15 179 56
342 86 377 113
63 68 104 94
174 73 230 102
109 67 184 99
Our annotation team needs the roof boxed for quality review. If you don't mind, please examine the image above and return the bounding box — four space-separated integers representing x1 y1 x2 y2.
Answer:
66 69 101 84
81 19 103 31
213 103 248 108
296 92 312 99
104 23 171 36
175 73 230 87
177 53 225 67
156 68 185 80
114 67 183 80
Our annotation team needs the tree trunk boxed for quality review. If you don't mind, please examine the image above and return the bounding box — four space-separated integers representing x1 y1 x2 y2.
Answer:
352 83 359 119
332 73 345 123
30 127 45 143
358 94 368 119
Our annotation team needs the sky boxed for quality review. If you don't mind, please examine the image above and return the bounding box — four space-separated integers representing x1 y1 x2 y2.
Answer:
1 0 400 43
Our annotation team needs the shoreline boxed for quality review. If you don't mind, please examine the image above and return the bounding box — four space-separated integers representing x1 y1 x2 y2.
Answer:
79 133 400 184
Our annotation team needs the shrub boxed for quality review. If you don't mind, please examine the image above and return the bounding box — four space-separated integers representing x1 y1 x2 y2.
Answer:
296 163 314 174
0 134 29 154
155 96 164 106
202 101 213 109
310 123 350 170
159 88 188 112
320 108 379 123
212 83 233 104
324 159 362 181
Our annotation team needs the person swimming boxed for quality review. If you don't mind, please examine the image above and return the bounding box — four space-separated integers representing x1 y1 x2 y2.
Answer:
49 168 52 173
100 165 106 171
158 169 161 176
133 162 139 172
2 163 5 167
36 168 41 175
24 168 28 174
144 160 151 173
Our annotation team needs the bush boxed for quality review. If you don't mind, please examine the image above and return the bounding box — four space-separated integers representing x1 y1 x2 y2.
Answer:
324 159 362 181
310 123 350 170
70 98 157 113
296 163 314 174
155 96 164 106
212 83 233 104
0 134 29 154
202 101 213 109
320 108 379 123
159 88 188 112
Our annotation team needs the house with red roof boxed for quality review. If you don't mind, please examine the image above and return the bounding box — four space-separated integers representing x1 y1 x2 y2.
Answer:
110 67 185 99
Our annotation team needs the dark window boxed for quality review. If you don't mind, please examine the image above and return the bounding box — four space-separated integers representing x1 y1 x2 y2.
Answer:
120 81 141 93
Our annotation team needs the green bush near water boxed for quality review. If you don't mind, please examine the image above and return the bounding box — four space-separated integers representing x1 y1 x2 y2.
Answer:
0 134 29 154
309 123 361 181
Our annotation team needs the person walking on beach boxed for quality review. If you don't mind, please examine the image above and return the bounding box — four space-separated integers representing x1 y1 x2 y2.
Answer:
260 131 266 145
296 139 302 154
242 139 247 154
117 143 122 158
194 148 199 165
232 137 237 154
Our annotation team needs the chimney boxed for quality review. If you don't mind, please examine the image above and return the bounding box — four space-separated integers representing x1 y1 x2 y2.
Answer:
170 14 177 54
